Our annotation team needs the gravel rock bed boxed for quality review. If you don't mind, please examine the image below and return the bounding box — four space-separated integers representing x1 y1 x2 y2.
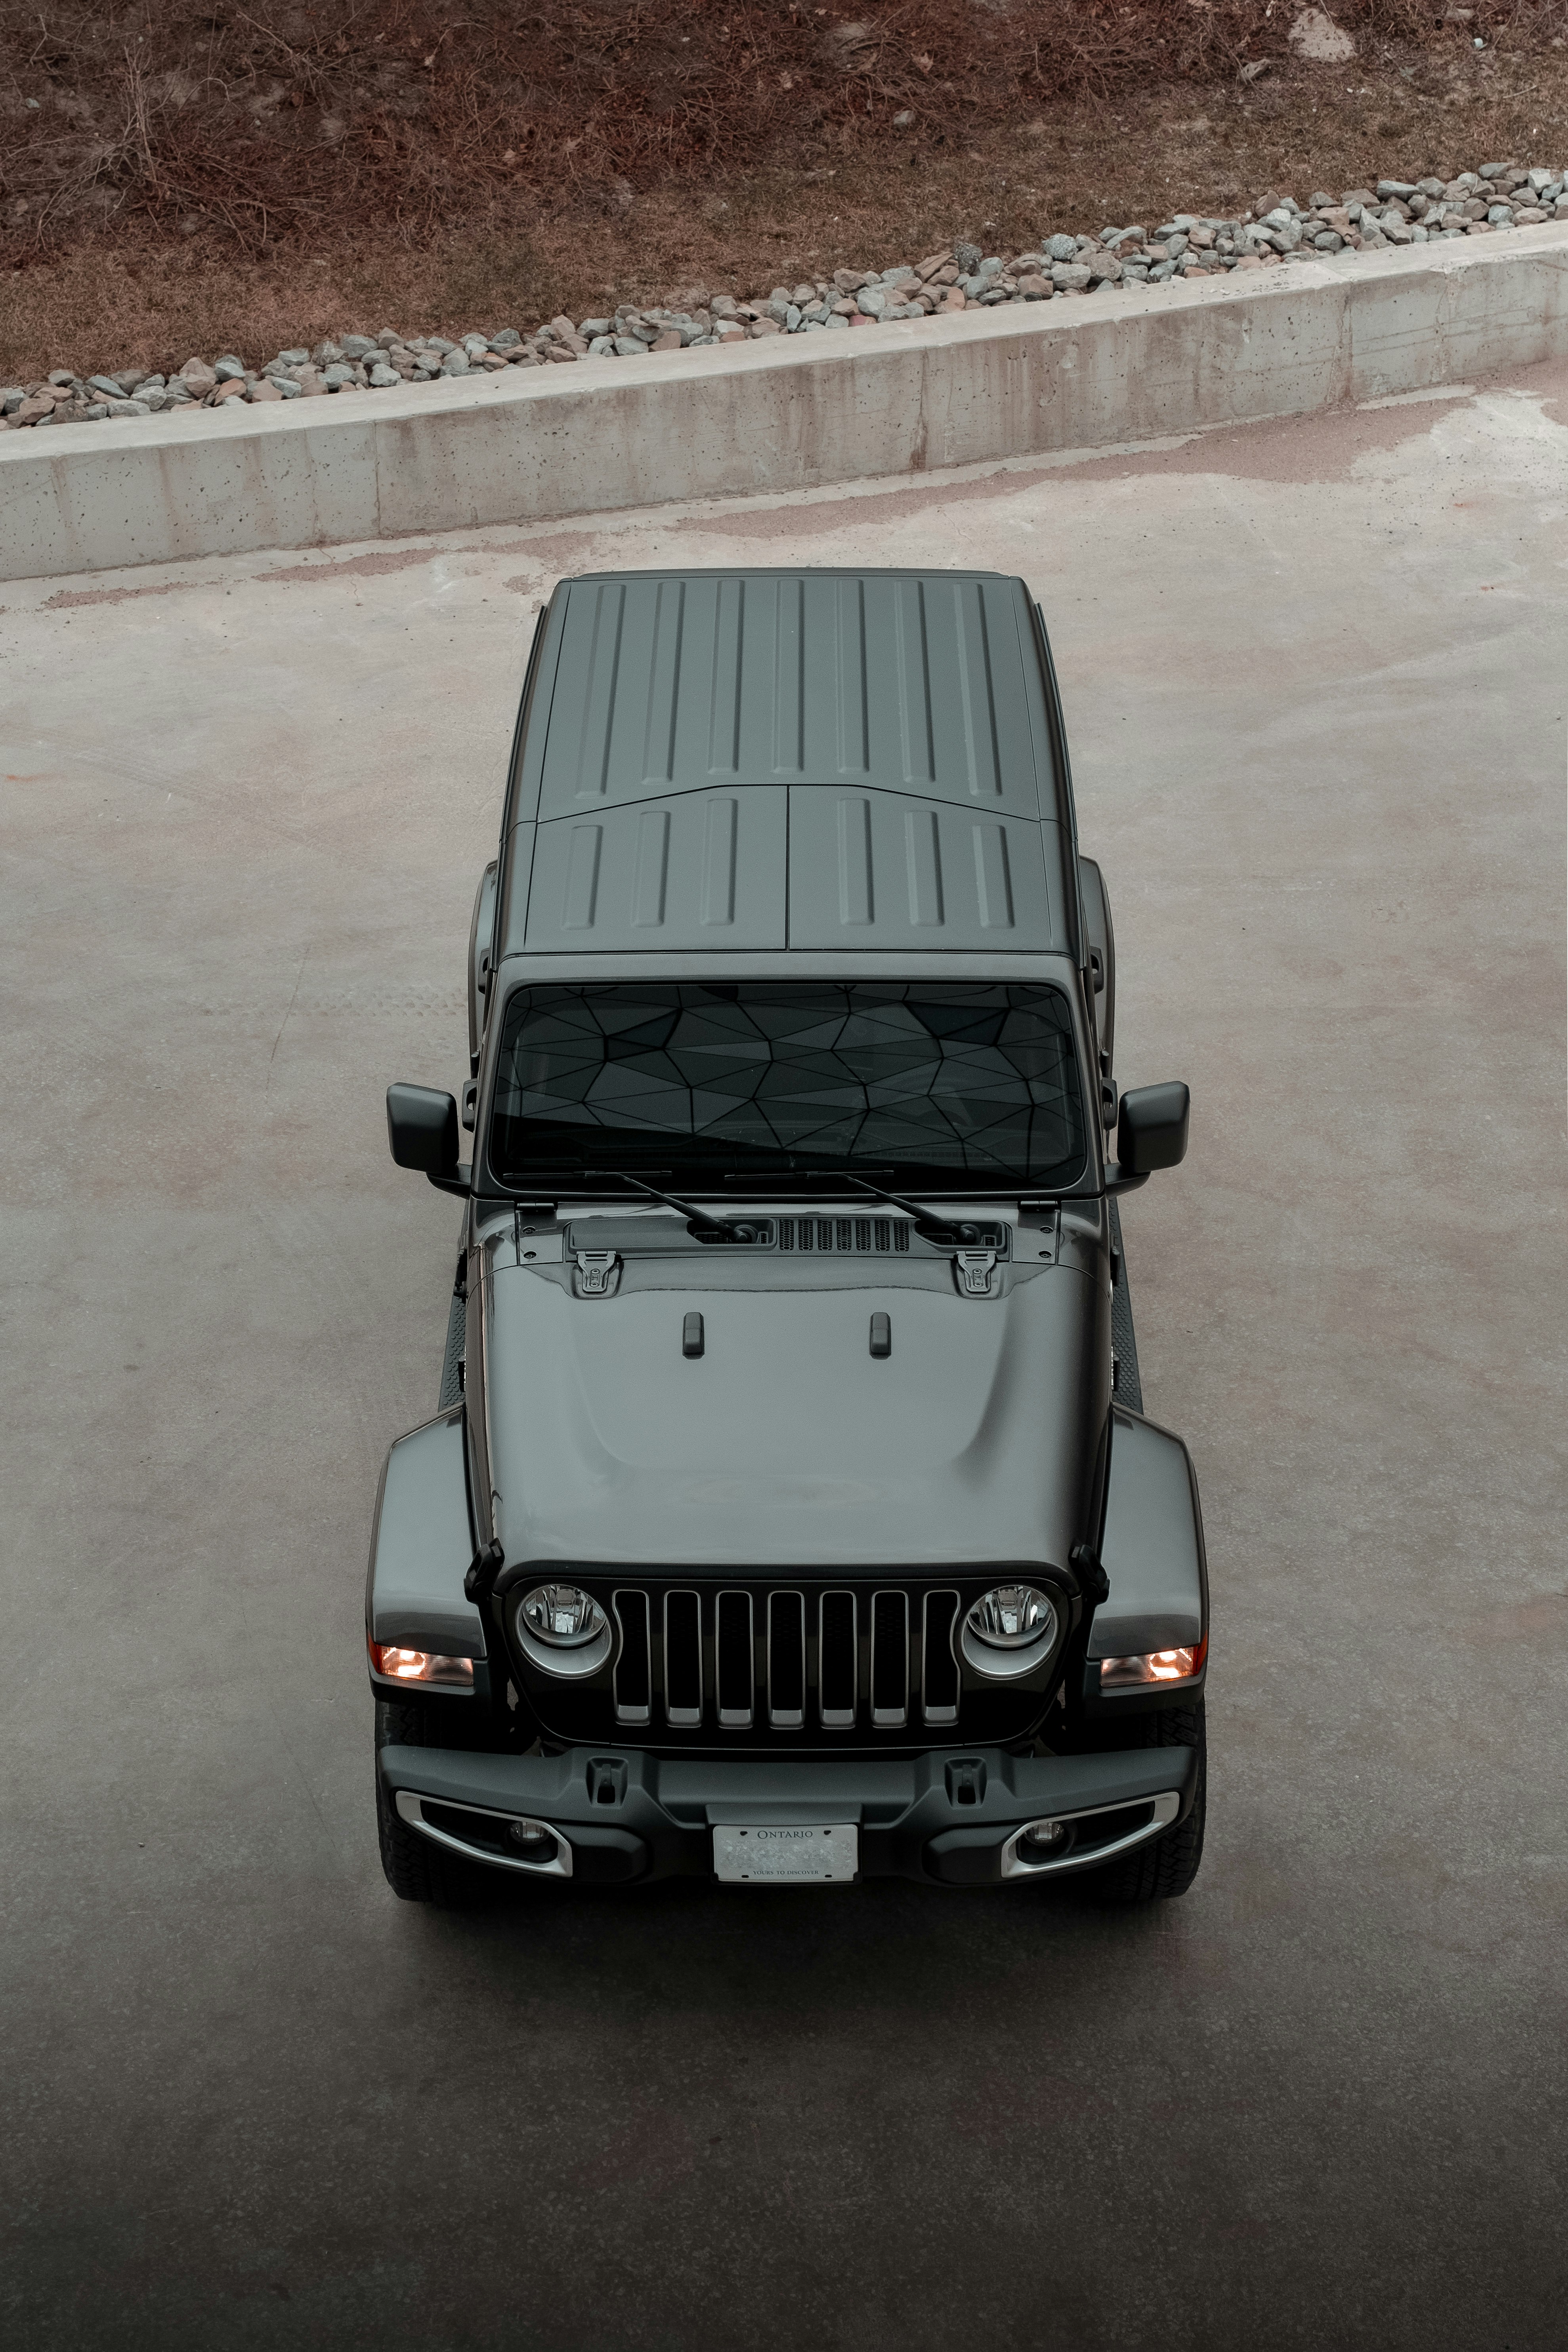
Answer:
5 160 1564 432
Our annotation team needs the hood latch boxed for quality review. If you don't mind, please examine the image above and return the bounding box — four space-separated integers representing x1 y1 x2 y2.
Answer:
574 1250 621 1299
954 1249 999 1298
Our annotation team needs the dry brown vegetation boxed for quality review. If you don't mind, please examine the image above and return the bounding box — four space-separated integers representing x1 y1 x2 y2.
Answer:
3 1 1567 379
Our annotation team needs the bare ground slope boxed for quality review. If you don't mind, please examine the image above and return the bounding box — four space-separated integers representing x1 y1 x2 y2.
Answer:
3 0 1566 378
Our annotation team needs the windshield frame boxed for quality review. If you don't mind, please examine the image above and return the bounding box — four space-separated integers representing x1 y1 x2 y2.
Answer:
476 965 1101 1201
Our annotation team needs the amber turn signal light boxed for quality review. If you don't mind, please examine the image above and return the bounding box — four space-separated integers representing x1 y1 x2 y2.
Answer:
368 1641 474 1688
1099 1635 1207 1691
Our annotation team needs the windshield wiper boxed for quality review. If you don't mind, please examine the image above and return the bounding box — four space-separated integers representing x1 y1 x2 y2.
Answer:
840 1176 968 1246
505 1167 741 1238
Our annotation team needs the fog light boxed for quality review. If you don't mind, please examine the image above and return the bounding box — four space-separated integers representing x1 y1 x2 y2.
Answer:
506 1819 558 1862
1022 1819 1067 1851
369 1642 474 1688
1099 1637 1207 1690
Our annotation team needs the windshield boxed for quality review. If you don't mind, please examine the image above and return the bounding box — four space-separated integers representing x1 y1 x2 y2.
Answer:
487 981 1090 1192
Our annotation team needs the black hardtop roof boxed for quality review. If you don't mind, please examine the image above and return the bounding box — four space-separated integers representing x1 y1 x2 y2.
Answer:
497 568 1081 961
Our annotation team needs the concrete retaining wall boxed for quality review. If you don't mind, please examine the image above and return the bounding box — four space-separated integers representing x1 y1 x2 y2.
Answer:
4 225 1567 582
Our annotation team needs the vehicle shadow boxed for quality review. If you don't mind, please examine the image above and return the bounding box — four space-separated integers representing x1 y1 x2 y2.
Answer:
400 1861 1190 2030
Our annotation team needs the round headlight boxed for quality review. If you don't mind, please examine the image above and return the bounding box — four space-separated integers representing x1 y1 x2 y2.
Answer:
520 1584 606 1648
966 1584 1056 1649
960 1583 1059 1681
513 1583 613 1678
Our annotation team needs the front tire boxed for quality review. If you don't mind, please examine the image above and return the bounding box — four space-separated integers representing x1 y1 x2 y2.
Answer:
1081 1701 1206 1904
374 1697 495 1909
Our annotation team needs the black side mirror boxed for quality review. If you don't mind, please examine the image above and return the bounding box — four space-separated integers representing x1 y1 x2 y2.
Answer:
1117 1081 1190 1175
387 1084 467 1194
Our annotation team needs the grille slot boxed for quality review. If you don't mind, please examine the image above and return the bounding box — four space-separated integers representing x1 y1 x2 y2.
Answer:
612 1590 651 1725
819 1590 857 1727
768 1592 806 1727
921 1591 960 1725
716 1590 754 1728
664 1590 703 1725
871 1590 910 1729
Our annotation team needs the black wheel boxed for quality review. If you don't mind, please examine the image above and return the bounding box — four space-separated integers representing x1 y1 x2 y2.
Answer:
1081 1702 1206 1905
374 1697 496 1909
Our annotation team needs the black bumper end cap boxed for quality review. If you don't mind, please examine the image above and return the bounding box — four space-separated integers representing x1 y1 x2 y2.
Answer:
568 1825 648 1884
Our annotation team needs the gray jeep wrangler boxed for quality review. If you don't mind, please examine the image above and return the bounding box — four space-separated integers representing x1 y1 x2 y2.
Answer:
370 569 1208 1907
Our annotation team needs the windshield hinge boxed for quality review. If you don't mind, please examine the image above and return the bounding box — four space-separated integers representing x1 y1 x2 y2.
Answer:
574 1250 621 1299
954 1249 999 1299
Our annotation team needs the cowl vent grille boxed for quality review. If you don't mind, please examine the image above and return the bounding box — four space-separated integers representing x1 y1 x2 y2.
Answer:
776 1216 910 1254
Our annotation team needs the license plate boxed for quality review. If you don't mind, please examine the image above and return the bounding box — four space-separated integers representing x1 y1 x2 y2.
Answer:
712 1823 858 1882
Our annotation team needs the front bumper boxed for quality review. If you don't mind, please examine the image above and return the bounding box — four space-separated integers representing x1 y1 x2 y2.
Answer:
379 1742 1197 1888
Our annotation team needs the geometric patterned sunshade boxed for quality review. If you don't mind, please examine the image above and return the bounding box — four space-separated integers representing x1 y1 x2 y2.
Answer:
489 981 1086 1185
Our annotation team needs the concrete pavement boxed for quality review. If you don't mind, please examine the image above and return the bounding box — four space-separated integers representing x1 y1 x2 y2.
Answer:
2 363 1566 2349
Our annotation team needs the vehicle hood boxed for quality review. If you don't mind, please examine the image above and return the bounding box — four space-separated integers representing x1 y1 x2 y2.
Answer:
481 1257 1101 1571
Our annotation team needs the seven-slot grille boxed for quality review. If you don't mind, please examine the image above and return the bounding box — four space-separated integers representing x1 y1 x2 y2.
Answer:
606 1585 962 1735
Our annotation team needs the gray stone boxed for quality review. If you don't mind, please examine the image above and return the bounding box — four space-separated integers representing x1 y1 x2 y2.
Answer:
340 335 378 359
612 336 645 358
136 387 170 411
1377 180 1417 199
102 398 151 418
322 365 355 388
580 320 612 339
163 380 195 404
368 364 400 388
1046 234 1077 262
953 242 982 272
87 376 122 399
277 348 309 366
440 350 470 375
1050 263 1093 290
857 287 887 317
313 343 344 366
214 357 246 382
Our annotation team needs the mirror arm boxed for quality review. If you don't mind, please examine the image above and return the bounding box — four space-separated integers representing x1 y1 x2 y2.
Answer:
1102 1163 1150 1196
426 1166 472 1198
